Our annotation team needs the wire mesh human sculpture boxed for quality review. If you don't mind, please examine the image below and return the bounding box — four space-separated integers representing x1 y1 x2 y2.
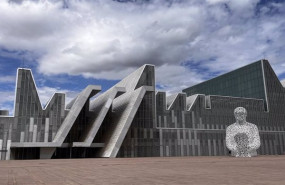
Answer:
226 107 260 157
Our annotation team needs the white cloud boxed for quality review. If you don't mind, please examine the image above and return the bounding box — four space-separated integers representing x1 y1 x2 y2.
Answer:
0 91 15 115
0 75 16 83
156 64 204 94
206 0 228 5
37 86 78 107
0 0 285 94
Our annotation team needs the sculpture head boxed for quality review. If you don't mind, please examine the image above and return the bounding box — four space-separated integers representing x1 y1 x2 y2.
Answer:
234 107 247 124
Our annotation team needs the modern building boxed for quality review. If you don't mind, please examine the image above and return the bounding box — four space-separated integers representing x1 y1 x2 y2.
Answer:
0 59 284 160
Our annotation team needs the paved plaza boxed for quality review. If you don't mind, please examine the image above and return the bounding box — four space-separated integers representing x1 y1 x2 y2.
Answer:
0 156 285 185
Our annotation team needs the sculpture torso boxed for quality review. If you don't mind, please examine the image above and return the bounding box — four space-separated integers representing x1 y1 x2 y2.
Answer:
226 122 260 157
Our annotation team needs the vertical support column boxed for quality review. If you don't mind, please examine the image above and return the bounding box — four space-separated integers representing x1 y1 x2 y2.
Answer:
24 125 29 142
182 128 186 156
32 125 37 142
269 140 274 155
208 139 211 156
218 139 222 156
131 139 134 157
158 116 161 127
213 139 217 156
191 140 195 156
199 117 203 129
197 139 201 156
193 129 196 156
186 139 190 156
182 111 185 128
181 139 184 156
29 117 34 142
279 133 284 154
6 140 11 160
191 111 195 128
265 139 269 154
20 132 25 142
159 129 163 157
166 146 169 157
223 139 227 155
0 139 2 160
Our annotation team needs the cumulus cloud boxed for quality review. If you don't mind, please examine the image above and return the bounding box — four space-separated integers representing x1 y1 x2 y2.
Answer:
0 91 15 114
156 64 204 94
0 0 285 94
0 75 16 83
37 86 78 107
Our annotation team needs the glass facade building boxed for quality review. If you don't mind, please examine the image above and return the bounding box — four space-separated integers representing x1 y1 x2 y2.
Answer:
183 61 267 110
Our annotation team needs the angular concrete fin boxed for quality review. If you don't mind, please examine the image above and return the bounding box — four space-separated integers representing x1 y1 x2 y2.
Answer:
114 64 154 91
166 94 179 110
43 93 66 118
99 87 146 157
52 85 101 145
186 94 199 111
66 96 78 109
135 65 155 90
73 86 125 147
168 93 186 110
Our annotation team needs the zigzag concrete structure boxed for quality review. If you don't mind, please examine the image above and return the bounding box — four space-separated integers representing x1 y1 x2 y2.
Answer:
0 59 285 160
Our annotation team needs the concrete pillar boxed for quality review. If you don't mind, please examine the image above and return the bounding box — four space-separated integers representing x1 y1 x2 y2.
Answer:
171 110 175 123
213 139 217 156
192 140 195 156
182 111 185 128
265 139 269 154
32 125 37 142
20 131 25 142
280 133 284 154
166 146 169 157
6 140 11 160
218 139 222 155
208 139 212 156
191 111 195 128
159 129 163 157
186 139 190 156
0 139 2 160
40 148 56 159
29 117 34 142
197 139 201 156
223 139 227 155
158 116 161 127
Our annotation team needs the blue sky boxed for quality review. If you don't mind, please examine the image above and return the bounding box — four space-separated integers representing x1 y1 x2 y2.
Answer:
0 0 285 115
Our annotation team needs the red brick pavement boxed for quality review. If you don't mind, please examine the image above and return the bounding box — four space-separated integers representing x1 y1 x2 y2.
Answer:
0 156 285 185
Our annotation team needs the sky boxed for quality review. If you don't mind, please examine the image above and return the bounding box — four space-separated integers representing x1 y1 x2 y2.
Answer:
0 0 285 115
